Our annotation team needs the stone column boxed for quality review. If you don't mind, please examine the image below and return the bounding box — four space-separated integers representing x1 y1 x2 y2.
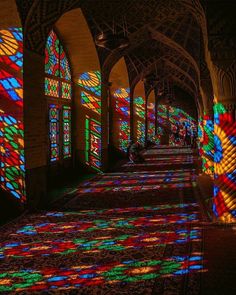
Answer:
213 99 236 222
209 58 236 222
24 49 48 209
144 92 148 144
154 88 159 136
204 1 236 221
101 80 109 171
211 64 236 221
129 87 134 142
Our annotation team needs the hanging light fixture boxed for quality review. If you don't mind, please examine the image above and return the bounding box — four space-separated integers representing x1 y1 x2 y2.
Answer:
95 32 129 50
95 2 129 50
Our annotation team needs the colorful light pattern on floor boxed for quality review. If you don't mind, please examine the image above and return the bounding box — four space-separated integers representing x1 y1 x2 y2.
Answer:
144 147 193 155
41 203 199 218
213 103 236 221
144 155 194 162
0 255 204 293
103 168 195 175
75 182 196 194
81 174 195 188
0 228 201 259
0 27 25 202
100 170 195 179
12 213 199 236
123 160 194 167
0 143 205 293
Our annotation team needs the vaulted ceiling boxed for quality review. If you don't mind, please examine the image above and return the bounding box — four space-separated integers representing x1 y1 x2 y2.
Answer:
16 0 235 106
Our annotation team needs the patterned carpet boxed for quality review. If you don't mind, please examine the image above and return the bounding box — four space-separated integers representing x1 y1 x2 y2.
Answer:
0 146 205 294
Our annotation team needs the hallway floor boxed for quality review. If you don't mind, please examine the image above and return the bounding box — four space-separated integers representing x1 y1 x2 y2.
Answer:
0 146 236 294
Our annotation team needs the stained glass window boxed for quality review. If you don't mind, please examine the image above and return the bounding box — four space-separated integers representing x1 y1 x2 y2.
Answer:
45 77 59 98
45 30 60 77
62 82 72 100
0 27 25 203
85 116 102 171
45 30 72 95
45 30 72 162
49 105 60 162
63 106 71 158
60 45 71 81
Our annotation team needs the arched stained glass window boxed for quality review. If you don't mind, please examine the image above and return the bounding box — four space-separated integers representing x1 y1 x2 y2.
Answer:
45 30 72 162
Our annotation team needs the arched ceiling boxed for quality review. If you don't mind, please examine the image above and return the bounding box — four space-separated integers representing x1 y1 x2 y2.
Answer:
80 0 203 96
16 0 211 106
55 8 101 78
